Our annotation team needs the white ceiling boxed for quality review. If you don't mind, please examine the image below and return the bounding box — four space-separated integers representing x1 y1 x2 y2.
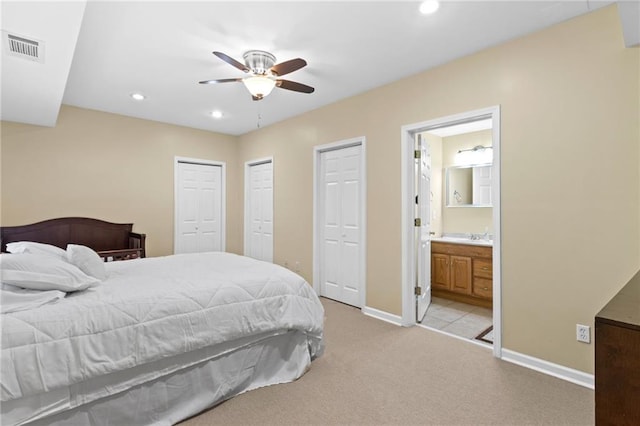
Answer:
1 1 628 136
1 1 86 126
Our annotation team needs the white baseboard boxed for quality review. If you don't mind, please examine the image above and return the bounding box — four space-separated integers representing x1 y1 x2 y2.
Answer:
362 306 594 389
501 349 594 389
362 306 402 326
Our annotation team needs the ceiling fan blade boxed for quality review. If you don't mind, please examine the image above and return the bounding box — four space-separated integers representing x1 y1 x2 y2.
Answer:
276 79 315 94
213 51 249 72
270 58 307 76
198 78 243 84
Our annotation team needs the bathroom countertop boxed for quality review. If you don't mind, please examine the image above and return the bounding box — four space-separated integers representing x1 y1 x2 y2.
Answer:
431 236 493 247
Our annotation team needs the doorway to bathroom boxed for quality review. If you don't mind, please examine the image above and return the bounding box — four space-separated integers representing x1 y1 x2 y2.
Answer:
401 106 501 357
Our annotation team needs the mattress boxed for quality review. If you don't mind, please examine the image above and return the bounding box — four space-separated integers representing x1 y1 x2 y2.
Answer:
1 252 324 424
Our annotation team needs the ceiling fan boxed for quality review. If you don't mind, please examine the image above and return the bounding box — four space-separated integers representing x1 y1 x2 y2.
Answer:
199 50 315 101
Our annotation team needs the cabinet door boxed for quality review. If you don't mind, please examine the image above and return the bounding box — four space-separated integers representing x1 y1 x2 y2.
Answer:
431 253 450 290
450 256 472 294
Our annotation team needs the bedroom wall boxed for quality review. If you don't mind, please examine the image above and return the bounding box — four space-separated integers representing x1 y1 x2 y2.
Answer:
237 4 640 374
0 106 241 257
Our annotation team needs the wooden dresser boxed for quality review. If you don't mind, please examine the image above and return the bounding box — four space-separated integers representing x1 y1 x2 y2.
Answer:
595 270 640 425
431 241 492 308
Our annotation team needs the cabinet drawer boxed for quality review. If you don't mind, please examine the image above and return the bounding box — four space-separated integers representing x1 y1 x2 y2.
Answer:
473 277 493 299
474 259 493 279
432 242 492 258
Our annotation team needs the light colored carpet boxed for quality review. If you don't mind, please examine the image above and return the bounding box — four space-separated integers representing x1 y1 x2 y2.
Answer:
181 297 593 425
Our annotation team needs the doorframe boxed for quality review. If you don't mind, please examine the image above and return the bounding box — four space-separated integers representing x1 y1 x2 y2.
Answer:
243 157 274 261
173 156 226 254
312 137 367 308
400 106 502 358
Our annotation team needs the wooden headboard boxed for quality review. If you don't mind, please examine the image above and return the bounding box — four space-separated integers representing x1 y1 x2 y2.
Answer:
0 217 146 259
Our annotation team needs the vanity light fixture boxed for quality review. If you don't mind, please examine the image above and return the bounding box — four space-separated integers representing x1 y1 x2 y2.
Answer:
130 93 145 101
457 145 492 154
455 145 493 165
419 0 440 15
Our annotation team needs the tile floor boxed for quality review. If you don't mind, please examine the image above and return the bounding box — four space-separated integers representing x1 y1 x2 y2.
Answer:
422 296 493 344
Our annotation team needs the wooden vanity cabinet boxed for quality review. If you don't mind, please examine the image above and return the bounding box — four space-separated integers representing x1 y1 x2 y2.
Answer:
431 241 492 308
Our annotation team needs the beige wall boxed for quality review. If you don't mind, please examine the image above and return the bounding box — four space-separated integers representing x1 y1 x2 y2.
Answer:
237 5 639 373
1 5 637 375
1 106 241 257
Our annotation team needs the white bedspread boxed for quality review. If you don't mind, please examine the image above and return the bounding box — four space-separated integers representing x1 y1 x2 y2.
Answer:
1 252 324 403
1 285 65 314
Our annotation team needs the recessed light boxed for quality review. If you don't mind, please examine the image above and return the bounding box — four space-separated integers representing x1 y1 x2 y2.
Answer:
130 93 145 101
210 110 223 119
419 0 440 15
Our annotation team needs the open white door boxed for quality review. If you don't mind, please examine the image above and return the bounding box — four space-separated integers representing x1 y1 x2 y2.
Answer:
416 133 432 322
472 165 492 205
245 159 273 262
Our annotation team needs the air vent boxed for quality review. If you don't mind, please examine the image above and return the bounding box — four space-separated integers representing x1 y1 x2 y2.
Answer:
2 31 44 63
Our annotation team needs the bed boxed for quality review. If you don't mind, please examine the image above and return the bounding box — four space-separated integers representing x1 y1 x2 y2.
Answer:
0 218 324 425
0 217 147 261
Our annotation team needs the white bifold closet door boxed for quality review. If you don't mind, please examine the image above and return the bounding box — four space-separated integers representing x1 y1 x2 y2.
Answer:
245 161 273 262
175 162 223 254
319 145 362 307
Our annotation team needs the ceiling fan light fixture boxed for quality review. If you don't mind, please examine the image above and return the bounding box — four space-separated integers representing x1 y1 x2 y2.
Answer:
243 50 276 74
243 75 276 99
202 50 313 99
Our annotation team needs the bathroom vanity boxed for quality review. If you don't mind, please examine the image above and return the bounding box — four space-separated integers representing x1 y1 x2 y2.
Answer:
431 238 493 308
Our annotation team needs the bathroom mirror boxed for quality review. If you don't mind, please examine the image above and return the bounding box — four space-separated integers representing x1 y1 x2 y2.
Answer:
446 164 492 207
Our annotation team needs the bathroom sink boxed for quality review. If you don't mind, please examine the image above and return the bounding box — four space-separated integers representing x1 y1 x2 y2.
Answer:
431 236 493 247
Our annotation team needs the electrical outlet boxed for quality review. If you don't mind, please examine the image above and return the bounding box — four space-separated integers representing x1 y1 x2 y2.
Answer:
284 261 289 269
294 261 300 272
576 324 591 343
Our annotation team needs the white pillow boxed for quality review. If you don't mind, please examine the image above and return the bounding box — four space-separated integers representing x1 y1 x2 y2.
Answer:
6 241 67 260
0 253 100 292
66 244 107 280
